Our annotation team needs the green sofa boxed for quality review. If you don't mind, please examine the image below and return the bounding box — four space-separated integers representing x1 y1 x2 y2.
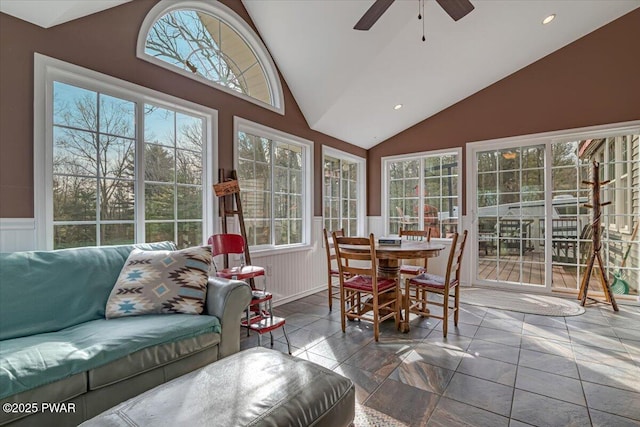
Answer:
0 242 252 426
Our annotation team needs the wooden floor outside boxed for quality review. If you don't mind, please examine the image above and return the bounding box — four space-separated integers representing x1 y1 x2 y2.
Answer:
478 250 606 293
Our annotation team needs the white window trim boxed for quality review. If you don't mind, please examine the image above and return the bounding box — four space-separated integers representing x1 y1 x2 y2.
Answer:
465 119 640 292
136 0 284 115
233 116 313 255
381 147 463 240
322 146 367 236
34 53 217 250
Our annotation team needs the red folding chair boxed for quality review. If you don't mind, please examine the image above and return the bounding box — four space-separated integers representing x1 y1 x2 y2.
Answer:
208 234 290 354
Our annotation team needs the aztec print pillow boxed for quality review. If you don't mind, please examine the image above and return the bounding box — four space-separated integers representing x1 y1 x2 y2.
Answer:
106 246 212 319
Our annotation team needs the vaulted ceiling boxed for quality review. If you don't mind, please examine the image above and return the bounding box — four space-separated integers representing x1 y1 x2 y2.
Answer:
242 0 639 148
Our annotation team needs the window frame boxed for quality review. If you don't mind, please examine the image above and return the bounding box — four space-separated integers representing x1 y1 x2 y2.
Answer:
322 146 366 236
381 147 462 240
136 0 284 115
34 53 217 250
234 117 313 254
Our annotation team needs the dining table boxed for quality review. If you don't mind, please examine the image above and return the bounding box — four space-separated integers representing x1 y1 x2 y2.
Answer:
339 239 446 333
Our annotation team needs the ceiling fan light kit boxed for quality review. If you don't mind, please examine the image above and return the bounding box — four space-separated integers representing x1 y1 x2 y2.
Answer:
354 0 475 37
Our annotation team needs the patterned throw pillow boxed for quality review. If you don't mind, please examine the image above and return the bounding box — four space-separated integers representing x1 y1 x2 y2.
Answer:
106 246 212 319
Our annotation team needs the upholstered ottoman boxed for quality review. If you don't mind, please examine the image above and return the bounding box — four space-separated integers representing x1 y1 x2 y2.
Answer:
80 347 355 427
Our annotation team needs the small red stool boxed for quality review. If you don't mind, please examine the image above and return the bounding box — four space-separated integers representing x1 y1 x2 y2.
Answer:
209 234 291 354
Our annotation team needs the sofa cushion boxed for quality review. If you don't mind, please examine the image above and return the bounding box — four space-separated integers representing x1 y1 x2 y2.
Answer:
0 314 220 399
0 241 176 341
106 246 212 318
89 332 220 389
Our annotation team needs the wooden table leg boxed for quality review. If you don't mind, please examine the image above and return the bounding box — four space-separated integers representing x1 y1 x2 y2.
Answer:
377 259 410 332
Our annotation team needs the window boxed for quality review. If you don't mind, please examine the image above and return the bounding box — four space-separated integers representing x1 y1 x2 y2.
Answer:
137 0 283 113
382 149 461 238
322 147 365 236
35 54 216 250
235 118 312 250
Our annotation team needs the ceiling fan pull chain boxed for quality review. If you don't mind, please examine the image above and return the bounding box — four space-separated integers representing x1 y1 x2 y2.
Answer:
418 0 422 20
421 0 426 41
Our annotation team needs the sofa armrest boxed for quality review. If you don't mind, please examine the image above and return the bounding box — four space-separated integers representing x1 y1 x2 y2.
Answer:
204 277 251 359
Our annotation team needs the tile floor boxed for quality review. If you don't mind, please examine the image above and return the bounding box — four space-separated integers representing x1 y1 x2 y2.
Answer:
239 291 640 427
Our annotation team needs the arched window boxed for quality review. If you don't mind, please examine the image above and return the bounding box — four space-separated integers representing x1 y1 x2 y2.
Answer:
137 0 284 114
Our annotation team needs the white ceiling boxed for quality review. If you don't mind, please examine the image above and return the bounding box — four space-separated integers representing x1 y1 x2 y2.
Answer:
243 0 639 148
0 0 130 28
1 0 637 149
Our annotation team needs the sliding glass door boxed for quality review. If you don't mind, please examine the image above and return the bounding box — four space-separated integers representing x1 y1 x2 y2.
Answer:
475 145 545 288
469 126 639 296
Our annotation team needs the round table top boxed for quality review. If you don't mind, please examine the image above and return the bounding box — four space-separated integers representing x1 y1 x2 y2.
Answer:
340 240 446 260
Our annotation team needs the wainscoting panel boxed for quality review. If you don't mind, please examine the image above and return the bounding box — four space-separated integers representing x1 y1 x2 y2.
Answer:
0 219 36 252
249 217 327 306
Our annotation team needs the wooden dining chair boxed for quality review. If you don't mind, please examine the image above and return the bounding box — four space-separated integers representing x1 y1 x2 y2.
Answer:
399 228 431 278
322 227 348 312
332 233 400 342
405 230 468 337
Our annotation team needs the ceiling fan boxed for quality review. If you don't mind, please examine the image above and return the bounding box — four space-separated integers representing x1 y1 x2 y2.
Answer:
354 0 474 31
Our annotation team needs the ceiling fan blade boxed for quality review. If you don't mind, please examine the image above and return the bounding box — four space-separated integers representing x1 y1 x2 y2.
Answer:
436 0 474 22
354 0 395 31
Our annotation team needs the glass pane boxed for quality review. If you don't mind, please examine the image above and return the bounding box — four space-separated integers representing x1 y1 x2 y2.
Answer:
177 222 202 248
289 219 302 244
53 176 96 221
100 179 134 220
54 224 96 249
146 222 174 243
101 223 134 246
144 105 174 146
176 113 203 151
100 136 135 179
99 94 135 138
255 163 271 190
176 149 202 184
477 151 497 173
274 219 288 245
252 220 271 246
177 185 202 219
424 178 440 197
53 82 97 130
424 157 440 177
443 155 458 176
145 184 175 220
145 144 175 182
274 193 288 219
274 167 288 192
238 132 255 161
522 146 544 169
290 195 302 219
499 149 519 170
290 170 302 195
53 127 98 176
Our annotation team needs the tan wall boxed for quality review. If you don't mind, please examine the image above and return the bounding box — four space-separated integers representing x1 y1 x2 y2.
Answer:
0 0 365 218
368 8 640 216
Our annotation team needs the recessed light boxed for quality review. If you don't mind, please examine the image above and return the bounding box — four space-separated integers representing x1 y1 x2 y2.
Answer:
542 14 555 25
394 104 403 110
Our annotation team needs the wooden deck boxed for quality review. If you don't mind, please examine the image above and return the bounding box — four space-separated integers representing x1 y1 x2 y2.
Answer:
477 250 605 293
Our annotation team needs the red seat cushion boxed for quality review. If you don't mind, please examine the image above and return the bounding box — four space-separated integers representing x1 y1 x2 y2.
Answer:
400 264 426 275
216 265 265 280
408 272 458 290
343 275 396 292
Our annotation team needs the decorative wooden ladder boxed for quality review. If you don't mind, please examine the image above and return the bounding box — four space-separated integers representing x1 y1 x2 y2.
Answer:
578 161 618 311
213 169 291 353
213 169 253 276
